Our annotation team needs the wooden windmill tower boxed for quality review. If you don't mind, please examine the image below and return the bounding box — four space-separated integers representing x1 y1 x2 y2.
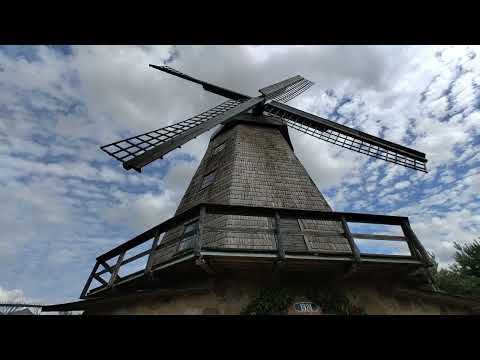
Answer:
46 64 470 315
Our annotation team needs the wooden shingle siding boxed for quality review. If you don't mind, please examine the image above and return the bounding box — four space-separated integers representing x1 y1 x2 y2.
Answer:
151 241 179 264
279 218 301 231
306 234 352 252
284 235 308 252
151 116 351 266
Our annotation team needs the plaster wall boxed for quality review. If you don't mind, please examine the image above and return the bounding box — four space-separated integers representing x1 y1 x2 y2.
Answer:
88 278 470 315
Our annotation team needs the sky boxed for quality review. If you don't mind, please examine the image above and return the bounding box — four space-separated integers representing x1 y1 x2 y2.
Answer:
0 45 479 305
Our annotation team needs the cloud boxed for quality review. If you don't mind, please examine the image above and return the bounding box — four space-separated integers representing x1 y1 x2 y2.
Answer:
0 285 32 304
394 180 411 190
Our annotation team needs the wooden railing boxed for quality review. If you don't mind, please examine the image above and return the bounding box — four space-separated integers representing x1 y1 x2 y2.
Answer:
80 203 432 299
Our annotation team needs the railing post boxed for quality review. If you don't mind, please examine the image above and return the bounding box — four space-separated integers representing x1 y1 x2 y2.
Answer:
145 229 161 277
401 219 433 267
274 211 285 259
80 261 100 299
405 235 421 260
341 217 361 263
108 250 126 289
195 205 206 257
195 205 215 274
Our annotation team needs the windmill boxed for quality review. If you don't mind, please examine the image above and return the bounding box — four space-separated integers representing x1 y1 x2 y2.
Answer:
46 64 438 315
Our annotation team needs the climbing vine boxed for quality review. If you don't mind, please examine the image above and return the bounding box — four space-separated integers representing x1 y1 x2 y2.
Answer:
241 287 293 315
241 285 367 315
306 286 367 315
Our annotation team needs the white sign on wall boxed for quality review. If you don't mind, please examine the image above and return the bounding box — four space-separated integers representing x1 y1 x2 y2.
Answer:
294 302 320 313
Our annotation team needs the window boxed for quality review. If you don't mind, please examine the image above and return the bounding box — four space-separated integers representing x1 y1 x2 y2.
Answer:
177 219 199 252
184 220 198 234
212 142 226 155
201 170 216 189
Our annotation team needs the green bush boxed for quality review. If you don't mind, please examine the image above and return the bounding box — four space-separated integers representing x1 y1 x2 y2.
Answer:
241 287 293 315
307 286 366 315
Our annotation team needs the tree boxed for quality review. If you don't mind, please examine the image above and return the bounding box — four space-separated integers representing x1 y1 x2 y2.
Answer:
431 238 480 297
452 239 480 278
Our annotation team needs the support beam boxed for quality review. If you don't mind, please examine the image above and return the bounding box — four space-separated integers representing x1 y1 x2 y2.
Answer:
108 251 126 288
401 220 433 266
93 274 108 287
99 260 123 281
195 205 206 257
274 211 285 259
145 229 161 277
80 261 100 299
96 250 151 276
405 238 422 260
341 217 361 263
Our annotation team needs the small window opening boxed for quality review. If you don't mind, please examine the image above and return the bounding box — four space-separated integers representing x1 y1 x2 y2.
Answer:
212 142 226 155
201 170 216 189
177 219 199 252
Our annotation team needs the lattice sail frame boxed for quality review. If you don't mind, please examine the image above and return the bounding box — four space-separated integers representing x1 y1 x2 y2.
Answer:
101 99 242 165
259 75 314 102
269 79 314 103
151 64 314 104
264 104 428 173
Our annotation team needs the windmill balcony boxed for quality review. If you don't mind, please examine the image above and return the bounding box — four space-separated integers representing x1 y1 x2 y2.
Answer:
81 203 434 299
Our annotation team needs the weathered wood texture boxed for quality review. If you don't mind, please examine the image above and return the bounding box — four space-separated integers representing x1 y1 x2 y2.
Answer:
151 115 350 267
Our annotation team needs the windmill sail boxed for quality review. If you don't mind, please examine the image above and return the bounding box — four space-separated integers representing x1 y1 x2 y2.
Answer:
150 64 314 104
149 64 250 101
270 79 314 103
259 75 314 101
101 97 264 172
265 101 427 172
